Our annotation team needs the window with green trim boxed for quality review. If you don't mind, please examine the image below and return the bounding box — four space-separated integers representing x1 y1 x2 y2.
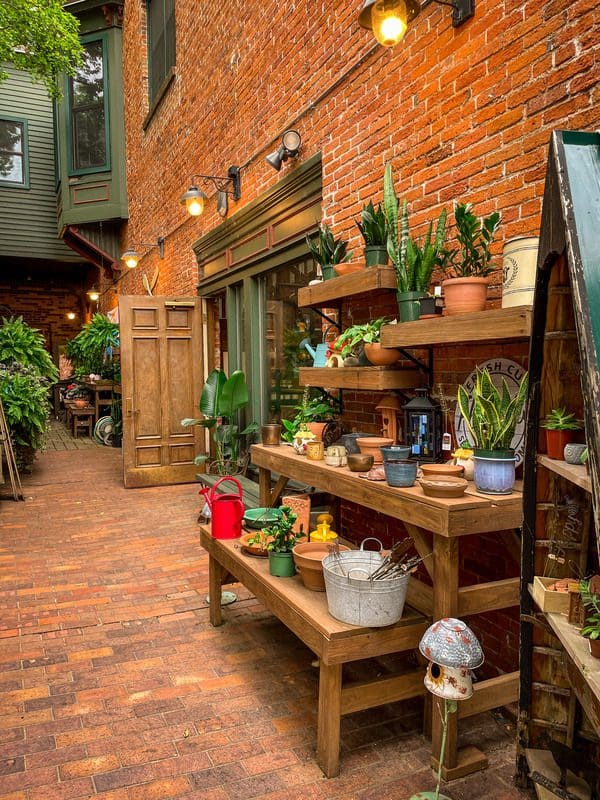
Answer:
147 0 176 103
0 117 28 187
69 39 107 172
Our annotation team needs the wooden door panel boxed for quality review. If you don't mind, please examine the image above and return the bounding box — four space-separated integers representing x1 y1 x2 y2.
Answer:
119 296 204 487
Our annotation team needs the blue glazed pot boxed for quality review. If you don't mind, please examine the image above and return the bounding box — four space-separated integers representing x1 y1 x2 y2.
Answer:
381 445 411 462
383 459 417 488
473 452 517 495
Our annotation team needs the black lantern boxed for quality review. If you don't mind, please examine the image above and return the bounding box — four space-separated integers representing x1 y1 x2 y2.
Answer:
403 388 442 462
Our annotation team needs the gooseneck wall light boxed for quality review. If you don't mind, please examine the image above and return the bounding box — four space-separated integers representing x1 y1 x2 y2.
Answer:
180 165 241 218
266 130 302 171
359 0 475 47
120 237 165 269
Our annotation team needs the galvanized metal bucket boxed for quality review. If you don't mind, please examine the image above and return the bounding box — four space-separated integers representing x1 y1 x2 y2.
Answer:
322 551 410 627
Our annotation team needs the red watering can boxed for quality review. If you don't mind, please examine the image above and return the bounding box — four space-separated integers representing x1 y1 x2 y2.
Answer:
199 477 245 539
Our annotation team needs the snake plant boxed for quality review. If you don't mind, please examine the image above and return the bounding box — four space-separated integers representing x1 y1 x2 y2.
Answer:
457 367 528 452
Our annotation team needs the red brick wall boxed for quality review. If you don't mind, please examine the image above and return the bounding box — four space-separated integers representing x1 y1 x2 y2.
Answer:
0 283 84 364
118 0 598 674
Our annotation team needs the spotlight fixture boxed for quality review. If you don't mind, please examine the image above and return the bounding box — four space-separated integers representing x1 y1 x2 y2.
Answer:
120 237 165 269
87 287 100 302
266 130 302 172
358 0 474 47
180 166 241 218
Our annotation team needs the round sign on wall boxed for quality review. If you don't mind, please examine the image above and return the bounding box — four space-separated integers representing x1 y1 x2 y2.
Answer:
454 358 527 465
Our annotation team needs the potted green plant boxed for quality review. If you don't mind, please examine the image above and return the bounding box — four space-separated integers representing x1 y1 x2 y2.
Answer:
356 200 389 267
406 208 447 316
0 316 59 472
334 317 400 366
457 367 528 494
441 202 501 315
251 506 303 577
305 223 353 280
579 578 600 658
541 407 583 460
181 368 259 475
281 387 339 443
65 314 120 381
382 165 447 321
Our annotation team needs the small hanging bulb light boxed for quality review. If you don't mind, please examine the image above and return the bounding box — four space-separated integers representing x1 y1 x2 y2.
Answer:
371 0 408 47
66 311 76 320
121 249 141 269
87 287 100 302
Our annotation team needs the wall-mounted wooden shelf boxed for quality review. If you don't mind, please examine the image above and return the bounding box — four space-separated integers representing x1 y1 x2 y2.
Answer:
537 454 591 493
298 366 423 390
380 306 533 349
297 265 396 308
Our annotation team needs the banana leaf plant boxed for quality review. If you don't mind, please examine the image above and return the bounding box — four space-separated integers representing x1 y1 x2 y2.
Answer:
181 369 259 475
457 367 528 452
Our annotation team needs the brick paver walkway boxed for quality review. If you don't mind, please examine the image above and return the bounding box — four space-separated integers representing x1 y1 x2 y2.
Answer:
0 447 533 799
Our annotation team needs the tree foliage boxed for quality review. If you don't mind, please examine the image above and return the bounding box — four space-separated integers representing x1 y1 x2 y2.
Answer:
0 0 83 98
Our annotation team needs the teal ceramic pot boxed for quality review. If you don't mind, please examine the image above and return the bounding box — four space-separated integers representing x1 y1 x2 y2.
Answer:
268 551 296 577
321 264 336 280
473 450 517 495
383 459 417 487
381 445 411 462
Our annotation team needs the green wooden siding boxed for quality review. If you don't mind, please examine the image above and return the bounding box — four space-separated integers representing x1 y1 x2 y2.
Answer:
0 65 78 261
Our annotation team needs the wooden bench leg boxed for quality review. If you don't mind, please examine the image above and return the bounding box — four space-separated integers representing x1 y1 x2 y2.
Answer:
317 662 342 778
208 554 225 626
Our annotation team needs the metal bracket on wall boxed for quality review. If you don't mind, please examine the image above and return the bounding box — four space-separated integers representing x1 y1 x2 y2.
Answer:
314 309 341 330
398 347 433 385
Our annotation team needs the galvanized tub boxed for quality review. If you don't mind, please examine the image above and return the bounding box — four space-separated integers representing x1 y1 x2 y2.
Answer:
322 551 410 627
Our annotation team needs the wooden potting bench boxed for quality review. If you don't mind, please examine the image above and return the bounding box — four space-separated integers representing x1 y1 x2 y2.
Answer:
248 443 524 780
199 524 429 778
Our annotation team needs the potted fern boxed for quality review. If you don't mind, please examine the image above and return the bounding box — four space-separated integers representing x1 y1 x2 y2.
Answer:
457 367 528 494
441 202 501 315
305 223 353 280
356 200 389 266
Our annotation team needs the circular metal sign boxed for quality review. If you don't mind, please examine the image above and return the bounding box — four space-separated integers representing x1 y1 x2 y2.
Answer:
454 357 527 465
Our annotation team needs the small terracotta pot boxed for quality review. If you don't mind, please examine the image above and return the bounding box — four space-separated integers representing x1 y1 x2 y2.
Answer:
545 429 576 459
588 637 600 659
306 421 327 441
333 262 364 277
363 342 401 366
356 437 394 463
442 276 490 315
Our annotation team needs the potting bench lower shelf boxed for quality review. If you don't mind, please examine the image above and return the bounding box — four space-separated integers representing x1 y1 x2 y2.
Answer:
250 443 523 780
199 524 429 778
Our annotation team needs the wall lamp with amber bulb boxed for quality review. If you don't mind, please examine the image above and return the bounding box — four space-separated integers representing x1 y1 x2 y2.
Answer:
120 237 165 269
87 287 100 302
180 165 241 218
359 0 474 47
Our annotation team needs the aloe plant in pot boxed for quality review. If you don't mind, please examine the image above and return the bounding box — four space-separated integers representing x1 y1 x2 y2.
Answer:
457 367 528 494
356 200 389 266
541 407 583 460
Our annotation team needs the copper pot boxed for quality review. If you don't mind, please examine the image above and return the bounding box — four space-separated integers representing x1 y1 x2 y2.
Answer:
261 424 281 446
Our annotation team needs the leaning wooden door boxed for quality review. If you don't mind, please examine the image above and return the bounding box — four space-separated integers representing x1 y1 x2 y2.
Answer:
119 296 204 488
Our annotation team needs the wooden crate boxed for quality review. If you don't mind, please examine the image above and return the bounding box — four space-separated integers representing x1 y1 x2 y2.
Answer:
532 576 574 613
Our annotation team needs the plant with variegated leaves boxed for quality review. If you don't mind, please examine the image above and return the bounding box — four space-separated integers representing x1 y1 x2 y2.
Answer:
457 367 528 452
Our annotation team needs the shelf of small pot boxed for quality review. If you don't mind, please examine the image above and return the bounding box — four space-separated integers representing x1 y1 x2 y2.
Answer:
379 306 532 349
298 366 422 391
297 265 397 308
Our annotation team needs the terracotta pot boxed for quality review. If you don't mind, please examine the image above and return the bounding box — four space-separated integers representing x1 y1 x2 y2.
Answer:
333 262 364 277
442 276 490 315
363 342 401 366
292 541 350 591
356 436 394 463
588 637 600 659
306 421 327 441
545 428 576 459
73 398 88 408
